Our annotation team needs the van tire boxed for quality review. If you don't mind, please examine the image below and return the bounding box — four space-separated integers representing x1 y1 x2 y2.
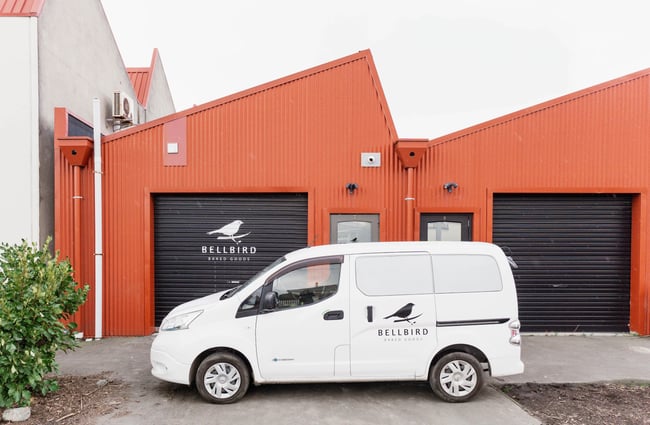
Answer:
196 352 250 404
430 352 484 402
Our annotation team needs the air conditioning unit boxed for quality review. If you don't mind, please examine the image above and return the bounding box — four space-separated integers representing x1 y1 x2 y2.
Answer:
112 91 134 121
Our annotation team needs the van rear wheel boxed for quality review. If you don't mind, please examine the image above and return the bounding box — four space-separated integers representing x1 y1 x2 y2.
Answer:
196 352 250 404
430 352 484 402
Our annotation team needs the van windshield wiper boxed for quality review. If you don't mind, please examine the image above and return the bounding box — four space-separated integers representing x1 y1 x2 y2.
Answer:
220 285 241 300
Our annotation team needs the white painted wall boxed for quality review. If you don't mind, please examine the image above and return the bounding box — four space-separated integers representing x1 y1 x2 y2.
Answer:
37 0 140 243
0 18 39 244
0 0 176 245
146 50 176 119
36 0 176 243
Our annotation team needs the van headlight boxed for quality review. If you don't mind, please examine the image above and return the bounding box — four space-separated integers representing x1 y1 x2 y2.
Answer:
160 310 203 331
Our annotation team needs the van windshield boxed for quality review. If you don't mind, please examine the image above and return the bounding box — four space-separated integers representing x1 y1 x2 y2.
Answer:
220 256 287 300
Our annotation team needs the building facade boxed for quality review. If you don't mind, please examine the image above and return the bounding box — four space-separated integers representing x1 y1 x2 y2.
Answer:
0 0 175 245
54 50 649 337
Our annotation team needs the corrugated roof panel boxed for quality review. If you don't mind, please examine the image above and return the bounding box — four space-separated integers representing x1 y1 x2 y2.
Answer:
0 0 45 16
127 68 151 106
126 49 160 107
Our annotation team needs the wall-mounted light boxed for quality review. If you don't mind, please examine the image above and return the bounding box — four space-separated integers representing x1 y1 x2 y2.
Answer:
346 183 358 194
443 182 458 193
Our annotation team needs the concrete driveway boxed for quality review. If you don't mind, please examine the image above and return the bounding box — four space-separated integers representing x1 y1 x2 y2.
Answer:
56 334 650 425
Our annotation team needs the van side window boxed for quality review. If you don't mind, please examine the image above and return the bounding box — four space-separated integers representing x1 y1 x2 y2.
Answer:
432 255 502 293
271 262 341 310
356 254 433 296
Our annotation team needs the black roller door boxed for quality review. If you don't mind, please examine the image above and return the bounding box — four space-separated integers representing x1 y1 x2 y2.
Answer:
154 193 308 325
493 194 631 333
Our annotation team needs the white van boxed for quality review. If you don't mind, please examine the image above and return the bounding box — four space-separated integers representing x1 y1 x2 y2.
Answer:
150 241 523 403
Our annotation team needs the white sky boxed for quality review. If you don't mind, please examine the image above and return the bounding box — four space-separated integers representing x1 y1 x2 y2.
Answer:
101 0 650 139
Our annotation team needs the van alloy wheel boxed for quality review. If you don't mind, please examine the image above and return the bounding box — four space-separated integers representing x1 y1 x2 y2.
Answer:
196 353 250 404
430 352 484 402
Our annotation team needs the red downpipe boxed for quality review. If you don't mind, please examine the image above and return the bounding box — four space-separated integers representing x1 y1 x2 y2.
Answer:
405 167 415 240
72 165 83 332
73 166 82 276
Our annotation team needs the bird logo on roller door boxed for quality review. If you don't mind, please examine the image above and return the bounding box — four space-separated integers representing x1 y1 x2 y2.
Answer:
206 220 251 244
201 220 257 263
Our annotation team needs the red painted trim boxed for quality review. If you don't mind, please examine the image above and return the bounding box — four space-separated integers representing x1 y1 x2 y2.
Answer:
395 139 428 168
630 193 648 334
143 191 154 334
53 108 68 254
145 186 312 194
57 137 93 167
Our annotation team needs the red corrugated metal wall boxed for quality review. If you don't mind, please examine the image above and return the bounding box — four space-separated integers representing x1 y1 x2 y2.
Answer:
59 50 407 336
54 108 96 336
54 51 650 336
414 72 650 334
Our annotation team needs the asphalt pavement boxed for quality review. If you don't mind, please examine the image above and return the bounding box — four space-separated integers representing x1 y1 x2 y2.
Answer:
55 334 650 425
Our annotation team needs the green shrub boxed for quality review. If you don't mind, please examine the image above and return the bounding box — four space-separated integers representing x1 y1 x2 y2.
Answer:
0 238 89 408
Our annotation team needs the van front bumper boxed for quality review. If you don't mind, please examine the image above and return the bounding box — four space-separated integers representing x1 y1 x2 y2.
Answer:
150 333 192 385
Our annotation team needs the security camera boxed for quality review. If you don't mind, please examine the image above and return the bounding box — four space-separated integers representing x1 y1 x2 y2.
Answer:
367 156 375 163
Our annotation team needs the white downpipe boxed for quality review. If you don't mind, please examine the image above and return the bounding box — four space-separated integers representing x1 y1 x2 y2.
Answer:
29 18 40 243
93 98 103 339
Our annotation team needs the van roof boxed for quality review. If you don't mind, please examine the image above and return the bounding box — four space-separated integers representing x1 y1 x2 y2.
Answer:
286 241 503 260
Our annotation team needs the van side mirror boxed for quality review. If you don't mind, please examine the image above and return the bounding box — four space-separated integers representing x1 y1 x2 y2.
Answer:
262 291 278 311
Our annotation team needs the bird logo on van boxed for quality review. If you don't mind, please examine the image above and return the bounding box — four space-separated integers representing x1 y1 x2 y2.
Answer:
206 220 251 244
383 303 423 324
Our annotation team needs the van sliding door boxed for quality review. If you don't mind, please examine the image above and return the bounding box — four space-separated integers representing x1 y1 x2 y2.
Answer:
349 253 437 378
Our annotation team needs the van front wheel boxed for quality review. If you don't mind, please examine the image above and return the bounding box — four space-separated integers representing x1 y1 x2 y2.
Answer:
430 352 484 402
196 352 250 404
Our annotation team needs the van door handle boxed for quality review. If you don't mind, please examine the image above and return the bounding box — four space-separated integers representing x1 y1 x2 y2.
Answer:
367 306 373 322
324 310 344 321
